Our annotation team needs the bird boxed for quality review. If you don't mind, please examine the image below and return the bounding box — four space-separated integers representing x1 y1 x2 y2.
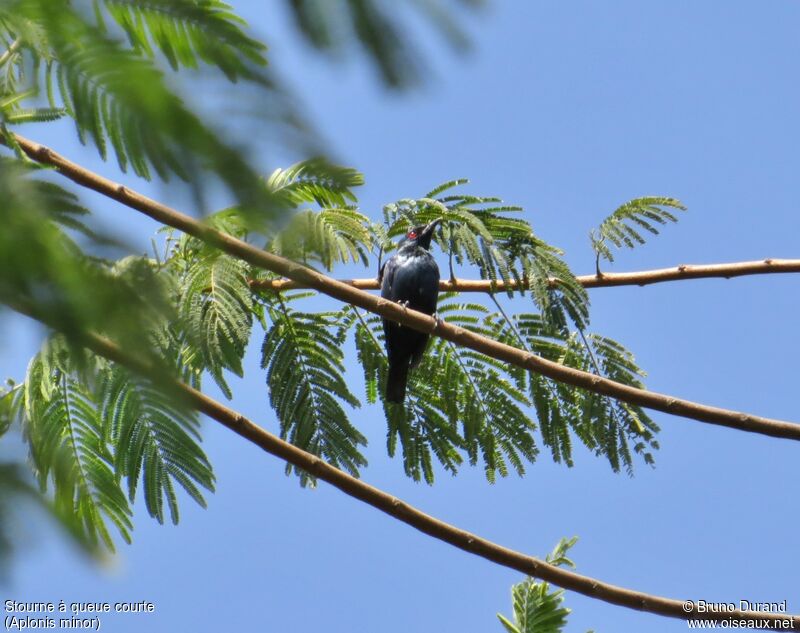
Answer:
379 218 442 403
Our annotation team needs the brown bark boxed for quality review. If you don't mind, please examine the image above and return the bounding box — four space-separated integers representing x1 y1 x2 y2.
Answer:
250 259 800 292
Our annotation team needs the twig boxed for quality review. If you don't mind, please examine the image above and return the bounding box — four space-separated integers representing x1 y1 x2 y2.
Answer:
0 38 22 68
251 259 800 292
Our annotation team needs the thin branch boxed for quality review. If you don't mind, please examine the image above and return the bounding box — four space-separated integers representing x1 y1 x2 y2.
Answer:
9 299 795 629
7 132 800 443
575 325 632 436
353 306 380 350
250 259 800 292
0 38 22 68
488 293 528 351
488 292 568 437
447 339 493 422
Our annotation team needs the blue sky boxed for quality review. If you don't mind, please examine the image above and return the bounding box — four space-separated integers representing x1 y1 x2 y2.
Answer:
2 2 799 632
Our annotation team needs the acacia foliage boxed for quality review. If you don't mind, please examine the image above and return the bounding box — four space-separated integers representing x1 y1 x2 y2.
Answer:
0 142 676 547
590 197 686 270
0 0 301 212
0 1 679 549
496 538 592 633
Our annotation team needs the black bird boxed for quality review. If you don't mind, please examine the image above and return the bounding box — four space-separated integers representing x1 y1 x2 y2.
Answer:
379 219 441 403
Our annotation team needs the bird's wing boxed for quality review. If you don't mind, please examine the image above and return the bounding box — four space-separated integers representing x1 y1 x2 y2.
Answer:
379 256 397 298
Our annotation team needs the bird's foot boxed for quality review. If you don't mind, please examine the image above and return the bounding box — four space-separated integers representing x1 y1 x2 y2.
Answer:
394 299 410 325
431 312 443 333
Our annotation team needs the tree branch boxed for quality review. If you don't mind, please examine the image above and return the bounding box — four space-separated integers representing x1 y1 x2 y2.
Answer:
0 38 22 68
8 299 795 630
249 259 800 292
6 132 800 443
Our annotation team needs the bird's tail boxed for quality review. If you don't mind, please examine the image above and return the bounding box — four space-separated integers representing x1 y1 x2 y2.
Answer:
386 359 410 403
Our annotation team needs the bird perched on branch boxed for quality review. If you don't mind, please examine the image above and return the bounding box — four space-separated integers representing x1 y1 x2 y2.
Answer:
379 219 442 403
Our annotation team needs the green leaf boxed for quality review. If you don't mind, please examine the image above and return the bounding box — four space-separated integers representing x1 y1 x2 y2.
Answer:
180 253 253 398
261 297 366 486
591 196 687 265
491 313 658 473
268 207 373 270
352 308 463 483
352 299 541 484
100 0 268 80
0 380 19 438
0 1 284 213
0 159 175 354
267 159 365 208
101 364 215 525
428 298 537 482
0 462 100 576
15 335 213 545
497 539 580 633
21 339 133 550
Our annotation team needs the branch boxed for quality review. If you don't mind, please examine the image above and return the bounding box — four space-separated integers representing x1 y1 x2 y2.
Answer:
9 299 795 630
0 38 22 68
7 132 800 443
249 259 800 292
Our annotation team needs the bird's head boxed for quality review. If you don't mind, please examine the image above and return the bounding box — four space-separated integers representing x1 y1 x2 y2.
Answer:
400 218 441 251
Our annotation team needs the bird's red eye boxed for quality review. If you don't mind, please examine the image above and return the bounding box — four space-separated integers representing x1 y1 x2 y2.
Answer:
407 230 417 239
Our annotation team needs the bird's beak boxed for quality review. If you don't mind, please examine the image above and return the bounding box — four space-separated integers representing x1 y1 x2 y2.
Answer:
422 218 442 238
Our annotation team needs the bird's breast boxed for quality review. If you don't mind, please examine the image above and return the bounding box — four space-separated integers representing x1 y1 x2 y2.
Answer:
384 250 439 315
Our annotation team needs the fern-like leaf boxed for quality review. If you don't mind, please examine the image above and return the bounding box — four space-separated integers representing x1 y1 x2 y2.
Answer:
99 0 268 80
0 159 177 355
429 298 537 482
0 462 100 574
353 299 540 483
0 380 20 440
261 297 365 486
352 307 463 483
492 313 658 473
101 364 214 525
269 207 372 269
266 159 364 208
0 87 66 124
21 340 133 550
591 196 686 266
497 538 579 633
0 2 278 212
180 252 253 398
